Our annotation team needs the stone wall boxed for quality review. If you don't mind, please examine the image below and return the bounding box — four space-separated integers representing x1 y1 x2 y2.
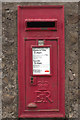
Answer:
2 2 79 120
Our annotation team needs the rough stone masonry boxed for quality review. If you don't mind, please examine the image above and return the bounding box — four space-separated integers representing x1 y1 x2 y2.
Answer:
2 2 79 120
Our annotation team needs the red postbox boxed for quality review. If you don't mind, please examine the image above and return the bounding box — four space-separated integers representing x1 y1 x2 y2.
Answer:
18 5 65 118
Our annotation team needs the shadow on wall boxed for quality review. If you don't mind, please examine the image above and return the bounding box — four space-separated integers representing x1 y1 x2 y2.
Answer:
2 117 70 120
18 118 69 120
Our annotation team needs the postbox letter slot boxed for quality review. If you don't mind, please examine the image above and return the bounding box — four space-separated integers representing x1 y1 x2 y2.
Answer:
25 20 57 30
27 21 55 28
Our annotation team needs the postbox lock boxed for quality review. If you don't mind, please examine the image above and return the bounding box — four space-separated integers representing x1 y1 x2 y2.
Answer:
38 40 44 46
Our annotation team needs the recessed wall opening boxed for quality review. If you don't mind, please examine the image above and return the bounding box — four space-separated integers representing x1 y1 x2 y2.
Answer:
27 21 56 28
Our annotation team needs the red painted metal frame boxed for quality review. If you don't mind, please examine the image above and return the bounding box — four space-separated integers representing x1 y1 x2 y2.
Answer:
25 19 57 31
31 45 52 76
18 5 65 118
19 5 64 8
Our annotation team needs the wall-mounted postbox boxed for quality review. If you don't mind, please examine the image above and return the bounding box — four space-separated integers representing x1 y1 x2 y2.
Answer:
18 5 65 118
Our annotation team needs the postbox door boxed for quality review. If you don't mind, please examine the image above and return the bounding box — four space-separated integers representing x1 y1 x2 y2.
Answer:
25 39 58 111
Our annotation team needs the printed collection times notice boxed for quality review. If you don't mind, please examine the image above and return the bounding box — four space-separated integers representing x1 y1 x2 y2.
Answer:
32 47 50 75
